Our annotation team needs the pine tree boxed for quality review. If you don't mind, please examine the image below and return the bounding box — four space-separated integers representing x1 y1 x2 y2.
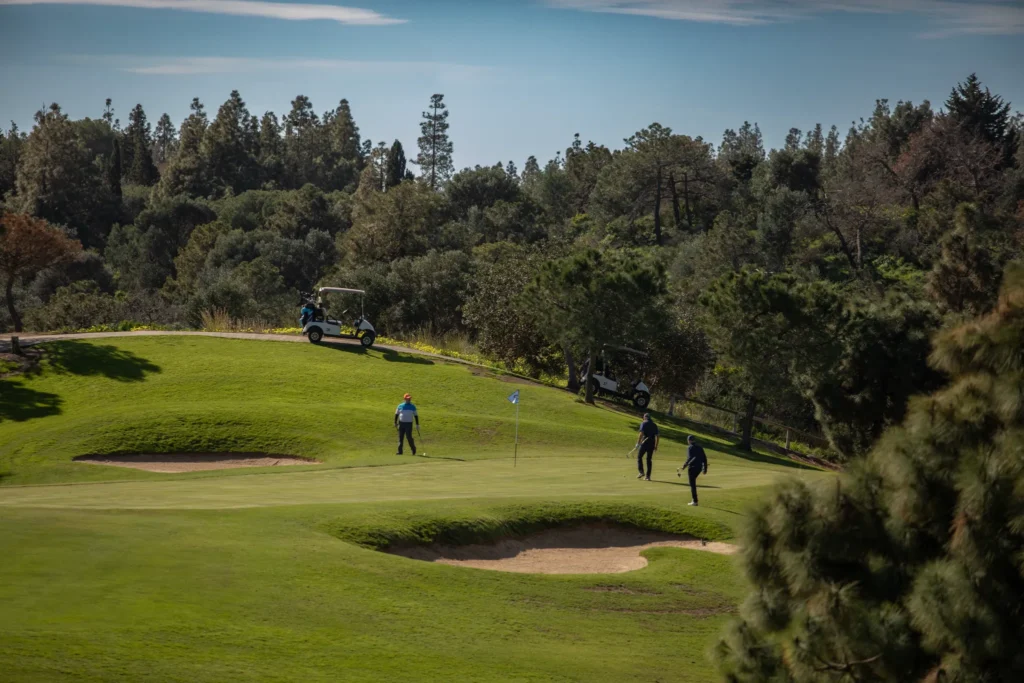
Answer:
521 156 541 186
946 73 1013 149
153 113 178 165
505 159 518 180
258 111 284 187
719 121 765 183
107 138 122 200
805 123 824 155
282 95 327 188
415 93 454 190
784 127 803 150
14 104 111 248
102 98 115 127
200 90 260 195
926 203 1003 316
330 99 361 162
823 125 841 173
123 104 158 186
385 139 406 189
155 98 208 200
715 259 1024 682
0 122 25 200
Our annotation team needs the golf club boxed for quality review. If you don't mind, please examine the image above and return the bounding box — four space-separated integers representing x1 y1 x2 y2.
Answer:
627 437 647 458
417 424 427 457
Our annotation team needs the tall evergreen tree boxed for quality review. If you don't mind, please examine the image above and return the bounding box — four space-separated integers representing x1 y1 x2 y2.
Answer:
0 122 25 200
102 98 115 127
153 113 178 166
804 123 824 155
719 121 765 184
329 99 361 162
155 98 208 200
926 203 1004 316
107 138 122 200
784 127 803 150
946 73 1014 150
385 139 406 189
521 155 541 188
715 260 1024 683
258 111 284 187
200 90 260 195
415 93 454 190
14 104 112 248
123 104 158 186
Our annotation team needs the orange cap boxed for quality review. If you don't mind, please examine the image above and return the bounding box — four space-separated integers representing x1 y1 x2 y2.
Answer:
404 393 411 400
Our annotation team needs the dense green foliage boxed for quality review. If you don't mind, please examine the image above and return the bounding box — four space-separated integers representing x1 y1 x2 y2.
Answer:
715 261 1024 682
2 75 1021 458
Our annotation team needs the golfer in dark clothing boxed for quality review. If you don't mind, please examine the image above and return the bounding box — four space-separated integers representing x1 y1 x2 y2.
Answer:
636 413 660 481
681 435 708 505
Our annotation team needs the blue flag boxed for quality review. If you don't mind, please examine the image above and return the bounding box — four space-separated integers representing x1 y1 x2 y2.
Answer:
508 390 520 405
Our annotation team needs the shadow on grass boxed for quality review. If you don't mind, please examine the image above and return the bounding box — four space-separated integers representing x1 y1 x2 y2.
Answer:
648 479 721 489
43 341 161 381
411 453 466 462
607 406 820 472
0 380 62 422
320 340 434 365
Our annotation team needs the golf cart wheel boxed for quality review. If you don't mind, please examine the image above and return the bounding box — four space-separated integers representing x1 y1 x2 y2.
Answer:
633 392 650 409
360 332 376 348
307 327 323 344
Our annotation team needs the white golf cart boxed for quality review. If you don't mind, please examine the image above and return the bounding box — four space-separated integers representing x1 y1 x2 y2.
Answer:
587 345 652 409
300 287 377 348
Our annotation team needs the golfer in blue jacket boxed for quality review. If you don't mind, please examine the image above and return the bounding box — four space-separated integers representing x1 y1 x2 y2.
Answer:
394 393 419 455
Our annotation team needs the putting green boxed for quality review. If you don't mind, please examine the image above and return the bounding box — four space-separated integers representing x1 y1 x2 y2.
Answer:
0 336 833 682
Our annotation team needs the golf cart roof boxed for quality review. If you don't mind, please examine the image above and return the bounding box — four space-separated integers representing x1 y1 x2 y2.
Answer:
318 287 365 296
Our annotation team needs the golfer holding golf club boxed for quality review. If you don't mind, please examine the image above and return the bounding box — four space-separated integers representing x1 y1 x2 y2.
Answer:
636 413 659 480
395 392 419 456
680 435 709 506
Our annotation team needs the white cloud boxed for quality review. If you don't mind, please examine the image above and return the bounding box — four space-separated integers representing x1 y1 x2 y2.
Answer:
66 55 491 77
0 0 405 25
546 0 1024 35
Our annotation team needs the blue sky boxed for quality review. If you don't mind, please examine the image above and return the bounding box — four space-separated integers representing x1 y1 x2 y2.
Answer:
1 0 1022 169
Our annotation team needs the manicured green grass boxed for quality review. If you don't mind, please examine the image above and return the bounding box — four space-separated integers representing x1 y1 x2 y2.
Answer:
0 337 812 486
0 337 832 681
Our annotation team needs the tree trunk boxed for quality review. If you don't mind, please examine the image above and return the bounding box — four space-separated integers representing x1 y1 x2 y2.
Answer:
564 344 580 393
5 278 22 333
583 349 597 404
653 168 663 245
669 172 682 229
739 395 757 451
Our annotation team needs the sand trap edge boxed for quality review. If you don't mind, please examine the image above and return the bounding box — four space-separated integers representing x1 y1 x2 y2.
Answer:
384 523 738 575
73 453 320 473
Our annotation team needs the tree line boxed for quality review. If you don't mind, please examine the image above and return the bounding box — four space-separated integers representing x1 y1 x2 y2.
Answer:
2 75 1022 460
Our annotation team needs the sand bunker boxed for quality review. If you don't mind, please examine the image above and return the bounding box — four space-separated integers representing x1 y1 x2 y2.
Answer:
387 524 738 574
74 453 318 473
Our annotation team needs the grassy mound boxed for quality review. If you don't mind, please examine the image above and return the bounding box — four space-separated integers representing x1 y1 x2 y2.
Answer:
0 336 810 486
324 501 733 550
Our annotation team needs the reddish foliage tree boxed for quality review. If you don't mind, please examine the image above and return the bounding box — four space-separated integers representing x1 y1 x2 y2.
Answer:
0 213 82 332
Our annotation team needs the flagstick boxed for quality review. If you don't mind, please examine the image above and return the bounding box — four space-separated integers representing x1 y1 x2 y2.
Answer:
513 400 520 468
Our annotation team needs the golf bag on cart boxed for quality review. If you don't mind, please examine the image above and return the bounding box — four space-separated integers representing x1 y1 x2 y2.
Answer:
298 292 324 327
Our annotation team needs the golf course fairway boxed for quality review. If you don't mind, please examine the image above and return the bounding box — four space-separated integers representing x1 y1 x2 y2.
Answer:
1 337 832 682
